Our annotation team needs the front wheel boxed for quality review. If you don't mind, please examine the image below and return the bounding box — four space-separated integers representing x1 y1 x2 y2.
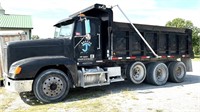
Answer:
33 69 70 103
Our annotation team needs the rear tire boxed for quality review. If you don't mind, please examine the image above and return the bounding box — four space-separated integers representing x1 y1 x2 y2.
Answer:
168 61 186 83
146 63 168 86
126 61 146 84
33 69 70 103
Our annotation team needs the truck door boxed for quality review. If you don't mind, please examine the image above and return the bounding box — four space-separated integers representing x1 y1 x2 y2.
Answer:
74 18 101 65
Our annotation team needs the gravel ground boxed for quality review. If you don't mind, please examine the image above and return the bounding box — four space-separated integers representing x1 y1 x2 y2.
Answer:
0 61 199 112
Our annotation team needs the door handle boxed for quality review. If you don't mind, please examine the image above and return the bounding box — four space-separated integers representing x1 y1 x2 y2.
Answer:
97 33 100 50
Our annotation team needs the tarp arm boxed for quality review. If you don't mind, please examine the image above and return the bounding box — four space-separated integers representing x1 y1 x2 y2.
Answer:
112 5 161 58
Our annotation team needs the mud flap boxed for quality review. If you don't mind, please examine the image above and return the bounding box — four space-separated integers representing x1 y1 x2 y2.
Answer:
181 58 193 72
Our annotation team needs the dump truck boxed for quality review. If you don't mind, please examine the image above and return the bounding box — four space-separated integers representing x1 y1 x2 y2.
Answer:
2 4 194 103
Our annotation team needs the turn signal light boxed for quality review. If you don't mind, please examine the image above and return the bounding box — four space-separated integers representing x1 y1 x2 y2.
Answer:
15 66 22 75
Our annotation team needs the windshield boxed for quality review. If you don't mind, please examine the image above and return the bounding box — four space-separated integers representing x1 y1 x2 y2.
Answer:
55 23 74 39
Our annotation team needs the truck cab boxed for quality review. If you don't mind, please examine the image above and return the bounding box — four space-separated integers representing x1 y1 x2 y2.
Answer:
54 16 103 65
4 4 117 103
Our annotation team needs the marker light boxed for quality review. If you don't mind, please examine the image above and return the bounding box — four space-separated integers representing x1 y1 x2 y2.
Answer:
78 14 85 17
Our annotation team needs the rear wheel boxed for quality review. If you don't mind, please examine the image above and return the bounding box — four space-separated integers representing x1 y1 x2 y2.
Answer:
127 61 146 84
168 61 186 83
33 69 70 103
146 63 168 86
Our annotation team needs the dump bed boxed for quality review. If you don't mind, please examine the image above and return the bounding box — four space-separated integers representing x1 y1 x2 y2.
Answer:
112 22 194 58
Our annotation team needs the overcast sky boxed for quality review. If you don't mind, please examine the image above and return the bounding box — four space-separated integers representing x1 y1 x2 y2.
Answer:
1 0 200 38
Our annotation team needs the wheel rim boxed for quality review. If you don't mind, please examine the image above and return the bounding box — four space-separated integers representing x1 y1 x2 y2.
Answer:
131 65 144 81
42 76 64 97
156 66 167 82
175 66 184 79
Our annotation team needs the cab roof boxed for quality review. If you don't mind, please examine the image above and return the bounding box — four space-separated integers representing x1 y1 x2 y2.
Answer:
54 4 112 27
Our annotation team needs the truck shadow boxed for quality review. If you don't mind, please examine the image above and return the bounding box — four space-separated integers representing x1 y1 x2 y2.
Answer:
19 73 200 106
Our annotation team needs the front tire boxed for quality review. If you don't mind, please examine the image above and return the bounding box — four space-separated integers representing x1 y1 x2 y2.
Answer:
33 69 70 103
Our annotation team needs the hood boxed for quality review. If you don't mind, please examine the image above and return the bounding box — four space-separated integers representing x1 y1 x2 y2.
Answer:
6 38 73 72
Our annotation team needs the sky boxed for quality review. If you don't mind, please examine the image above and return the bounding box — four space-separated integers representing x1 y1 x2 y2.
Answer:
1 0 200 38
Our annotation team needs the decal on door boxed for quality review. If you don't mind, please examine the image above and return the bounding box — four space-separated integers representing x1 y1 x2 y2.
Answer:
81 41 92 52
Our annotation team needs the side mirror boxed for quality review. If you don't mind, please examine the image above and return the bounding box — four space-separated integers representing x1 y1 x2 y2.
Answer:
85 19 91 34
54 27 60 38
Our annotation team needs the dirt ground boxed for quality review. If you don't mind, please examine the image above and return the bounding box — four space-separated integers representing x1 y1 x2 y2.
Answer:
0 61 200 112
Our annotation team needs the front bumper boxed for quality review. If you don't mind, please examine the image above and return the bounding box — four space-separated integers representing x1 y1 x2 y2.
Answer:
5 77 33 93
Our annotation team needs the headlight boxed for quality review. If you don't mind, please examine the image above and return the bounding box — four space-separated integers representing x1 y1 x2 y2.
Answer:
9 66 22 75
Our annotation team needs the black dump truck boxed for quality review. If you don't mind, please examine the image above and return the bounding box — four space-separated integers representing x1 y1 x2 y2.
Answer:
2 4 193 103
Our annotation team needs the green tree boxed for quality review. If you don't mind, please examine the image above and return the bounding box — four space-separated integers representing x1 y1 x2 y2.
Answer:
31 35 40 40
166 18 200 55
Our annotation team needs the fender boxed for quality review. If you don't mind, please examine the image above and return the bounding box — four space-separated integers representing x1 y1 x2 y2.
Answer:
8 56 77 83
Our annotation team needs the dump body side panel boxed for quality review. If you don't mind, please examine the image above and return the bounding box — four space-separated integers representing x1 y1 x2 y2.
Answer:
112 22 194 58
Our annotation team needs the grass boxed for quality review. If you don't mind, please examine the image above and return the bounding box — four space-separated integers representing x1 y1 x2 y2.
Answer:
147 108 153 110
121 89 139 100
192 58 200 61
194 55 200 58
0 88 18 111
0 77 3 80
193 55 200 61
0 87 141 112
0 87 5 94
156 109 164 112
146 98 153 100
13 96 121 112
1 87 123 112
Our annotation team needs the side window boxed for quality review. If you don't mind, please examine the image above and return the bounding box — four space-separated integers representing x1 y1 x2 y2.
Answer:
57 23 74 39
75 21 84 36
75 19 100 36
90 22 97 36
